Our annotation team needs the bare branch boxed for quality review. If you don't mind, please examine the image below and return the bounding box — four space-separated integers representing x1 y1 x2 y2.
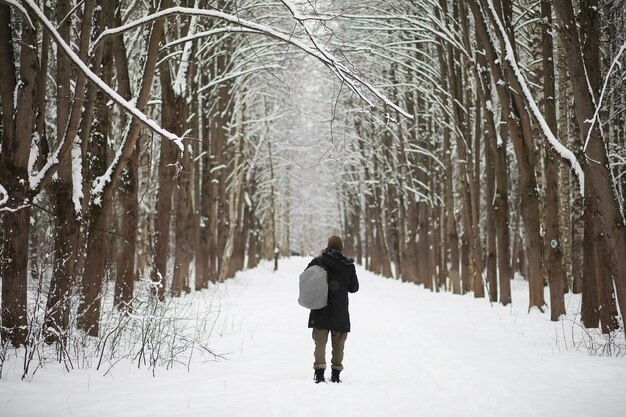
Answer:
90 5 412 119
17 0 184 170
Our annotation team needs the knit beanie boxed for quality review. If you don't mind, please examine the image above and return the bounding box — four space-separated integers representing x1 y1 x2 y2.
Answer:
327 235 344 252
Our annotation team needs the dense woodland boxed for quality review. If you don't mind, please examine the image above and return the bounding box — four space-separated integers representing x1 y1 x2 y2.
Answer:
0 0 625 357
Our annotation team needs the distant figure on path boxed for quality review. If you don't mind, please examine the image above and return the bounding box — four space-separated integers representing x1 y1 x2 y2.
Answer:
305 235 359 383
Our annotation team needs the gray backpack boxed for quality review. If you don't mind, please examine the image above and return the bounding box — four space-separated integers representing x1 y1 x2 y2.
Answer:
298 265 328 309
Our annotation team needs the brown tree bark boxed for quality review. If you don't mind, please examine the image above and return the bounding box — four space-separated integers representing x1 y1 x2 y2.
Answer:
453 0 484 297
168 16 199 294
495 118 512 305
245 169 261 270
485 111 498 303
196 98 212 289
114 145 139 309
471 0 545 310
150 35 181 298
81 3 168 335
541 0 567 320
433 8 461 293
554 0 626 330
112 7 138 309
171 141 193 295
45 0 78 343
473 17 507 303
474 28 511 303
460 232 471 294
48 1 98 338
400 94 418 283
0 6 40 346
206 45 234 280
557 36 574 292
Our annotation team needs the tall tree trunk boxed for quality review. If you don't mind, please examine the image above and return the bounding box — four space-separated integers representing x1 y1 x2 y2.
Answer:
82 5 167 335
196 84 211 289
557 35 573 292
0 5 40 346
474 18 507 303
541 0 567 320
158 45 191 296
471 0 545 310
151 41 181 298
434 11 461 293
452 0 484 297
485 111 498 302
112 10 138 308
460 232 471 294
45 0 78 342
554 0 626 330
171 140 192 295
495 118 512 305
114 145 138 308
78 37 113 334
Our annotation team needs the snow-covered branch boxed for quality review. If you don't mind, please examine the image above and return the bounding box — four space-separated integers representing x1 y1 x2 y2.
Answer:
162 27 260 50
583 41 626 153
339 13 469 58
485 0 585 194
0 184 30 212
17 0 184 162
29 136 62 190
171 0 199 97
0 183 8 206
1 0 34 28
278 0 337 21
90 6 412 119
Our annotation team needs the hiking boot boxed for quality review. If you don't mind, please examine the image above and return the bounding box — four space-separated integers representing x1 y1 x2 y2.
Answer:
331 368 341 383
314 368 325 383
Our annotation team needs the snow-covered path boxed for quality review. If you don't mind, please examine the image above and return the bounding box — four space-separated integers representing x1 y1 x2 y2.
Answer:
1 257 625 417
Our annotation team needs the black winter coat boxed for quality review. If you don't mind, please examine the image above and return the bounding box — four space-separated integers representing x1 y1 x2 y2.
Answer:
306 249 359 332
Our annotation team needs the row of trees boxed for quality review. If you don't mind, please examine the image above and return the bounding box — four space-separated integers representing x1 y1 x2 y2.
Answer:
333 0 625 332
0 0 624 351
0 0 397 347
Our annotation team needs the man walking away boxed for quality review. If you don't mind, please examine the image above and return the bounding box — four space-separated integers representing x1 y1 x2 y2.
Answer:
305 235 359 383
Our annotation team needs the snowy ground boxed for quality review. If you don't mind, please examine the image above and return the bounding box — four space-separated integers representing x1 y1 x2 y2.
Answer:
1 257 625 417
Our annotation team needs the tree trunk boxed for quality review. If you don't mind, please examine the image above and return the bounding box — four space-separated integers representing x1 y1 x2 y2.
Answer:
114 145 138 309
541 0 566 320
112 9 138 309
45 0 79 342
471 0 545 310
452 0 483 297
557 35 573 292
460 232 470 294
151 49 181 297
196 88 211 289
171 141 192 296
81 4 167 335
0 5 38 346
474 18 510 304
495 118 512 305
485 113 498 303
434 15 461 293
554 0 626 329
78 35 112 335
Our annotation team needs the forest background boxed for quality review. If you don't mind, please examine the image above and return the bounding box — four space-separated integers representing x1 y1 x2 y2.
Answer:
0 0 625 374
